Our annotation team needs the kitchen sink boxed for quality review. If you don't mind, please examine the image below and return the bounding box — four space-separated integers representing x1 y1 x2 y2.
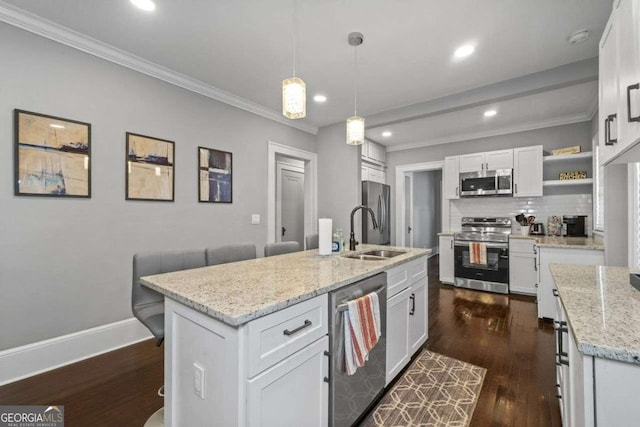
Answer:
343 249 407 260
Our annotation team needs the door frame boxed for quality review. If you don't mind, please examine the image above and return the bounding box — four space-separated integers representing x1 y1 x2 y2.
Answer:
395 161 445 247
404 173 414 248
276 161 305 244
268 141 318 244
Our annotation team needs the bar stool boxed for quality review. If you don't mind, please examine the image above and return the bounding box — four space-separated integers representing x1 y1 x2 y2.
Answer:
264 241 300 257
205 243 256 266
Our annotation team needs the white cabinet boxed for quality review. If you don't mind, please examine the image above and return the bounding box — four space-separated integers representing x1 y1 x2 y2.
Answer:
247 336 328 427
361 165 368 181
443 156 460 199
513 145 543 197
362 164 386 184
537 248 604 319
438 235 455 284
408 278 428 355
459 150 513 173
362 139 386 165
508 238 537 296
386 287 411 384
599 0 640 165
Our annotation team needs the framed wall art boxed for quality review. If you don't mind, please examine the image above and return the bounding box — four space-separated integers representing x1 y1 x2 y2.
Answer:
14 109 91 197
126 132 175 202
198 147 232 203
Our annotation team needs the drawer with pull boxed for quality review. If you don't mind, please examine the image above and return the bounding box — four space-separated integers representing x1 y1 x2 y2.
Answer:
386 256 428 299
246 294 328 377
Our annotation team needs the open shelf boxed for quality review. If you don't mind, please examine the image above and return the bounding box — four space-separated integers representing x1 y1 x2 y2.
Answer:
543 152 593 163
543 178 593 187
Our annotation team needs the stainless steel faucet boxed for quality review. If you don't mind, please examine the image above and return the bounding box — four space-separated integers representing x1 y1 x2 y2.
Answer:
350 205 378 251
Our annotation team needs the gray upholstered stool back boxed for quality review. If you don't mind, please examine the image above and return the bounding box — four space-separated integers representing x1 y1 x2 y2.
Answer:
132 249 206 341
264 241 300 257
305 234 319 250
205 243 256 266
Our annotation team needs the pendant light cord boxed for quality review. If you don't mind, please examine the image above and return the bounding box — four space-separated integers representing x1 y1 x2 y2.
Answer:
292 0 297 77
353 45 358 116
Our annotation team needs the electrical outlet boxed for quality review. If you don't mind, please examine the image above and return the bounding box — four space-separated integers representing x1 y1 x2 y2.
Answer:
251 214 261 225
193 363 205 400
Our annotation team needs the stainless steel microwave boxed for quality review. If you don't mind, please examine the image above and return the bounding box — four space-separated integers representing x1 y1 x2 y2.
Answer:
459 169 513 197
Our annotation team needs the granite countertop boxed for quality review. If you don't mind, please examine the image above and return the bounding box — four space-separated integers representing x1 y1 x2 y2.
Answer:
141 245 430 327
550 264 640 364
510 235 604 250
437 231 455 236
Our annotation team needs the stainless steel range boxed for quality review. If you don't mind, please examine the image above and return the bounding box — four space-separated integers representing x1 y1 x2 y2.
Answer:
454 217 511 294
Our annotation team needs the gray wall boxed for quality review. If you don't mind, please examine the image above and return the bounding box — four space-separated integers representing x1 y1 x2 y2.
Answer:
411 171 442 250
316 122 361 239
0 24 316 350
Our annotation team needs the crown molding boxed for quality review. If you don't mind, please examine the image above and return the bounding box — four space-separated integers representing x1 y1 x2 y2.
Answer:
385 113 592 153
0 2 318 135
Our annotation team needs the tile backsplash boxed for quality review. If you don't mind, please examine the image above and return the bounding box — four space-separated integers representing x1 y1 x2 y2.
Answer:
449 194 593 234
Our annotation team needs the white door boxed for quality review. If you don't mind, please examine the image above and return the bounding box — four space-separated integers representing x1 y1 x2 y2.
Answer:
404 174 413 247
599 11 621 164
247 336 328 427
277 163 305 248
459 153 484 173
485 149 514 170
513 146 543 197
508 253 537 295
385 287 411 385
618 0 640 147
408 279 428 355
438 236 455 284
443 156 460 199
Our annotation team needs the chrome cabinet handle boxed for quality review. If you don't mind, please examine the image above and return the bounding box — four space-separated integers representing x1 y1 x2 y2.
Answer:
534 258 537 271
283 319 312 336
628 83 640 122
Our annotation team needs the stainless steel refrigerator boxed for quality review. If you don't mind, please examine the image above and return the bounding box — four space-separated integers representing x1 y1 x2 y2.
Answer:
362 181 391 245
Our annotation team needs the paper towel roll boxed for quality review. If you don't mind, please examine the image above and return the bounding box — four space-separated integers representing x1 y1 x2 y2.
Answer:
318 218 333 256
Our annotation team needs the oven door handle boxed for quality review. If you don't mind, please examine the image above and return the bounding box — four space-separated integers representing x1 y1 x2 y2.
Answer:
454 241 508 249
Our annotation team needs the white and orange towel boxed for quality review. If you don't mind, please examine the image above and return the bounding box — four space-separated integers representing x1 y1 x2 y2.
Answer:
469 242 487 265
344 292 381 376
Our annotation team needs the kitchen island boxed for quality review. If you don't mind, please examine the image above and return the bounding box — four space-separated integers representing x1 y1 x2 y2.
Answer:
550 264 640 426
141 245 430 427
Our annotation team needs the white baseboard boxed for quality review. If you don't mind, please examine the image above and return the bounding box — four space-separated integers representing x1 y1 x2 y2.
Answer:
0 318 152 386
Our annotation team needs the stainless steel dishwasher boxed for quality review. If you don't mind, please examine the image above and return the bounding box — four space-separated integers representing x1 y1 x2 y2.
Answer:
328 272 387 427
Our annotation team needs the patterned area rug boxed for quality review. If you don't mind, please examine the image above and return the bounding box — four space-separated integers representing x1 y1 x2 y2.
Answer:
359 350 486 427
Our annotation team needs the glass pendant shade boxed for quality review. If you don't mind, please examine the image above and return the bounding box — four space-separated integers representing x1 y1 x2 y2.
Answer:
346 115 365 145
282 77 306 119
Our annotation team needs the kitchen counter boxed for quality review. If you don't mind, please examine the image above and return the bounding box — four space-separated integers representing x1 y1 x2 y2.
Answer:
141 244 430 327
550 263 640 364
510 235 604 250
437 231 455 236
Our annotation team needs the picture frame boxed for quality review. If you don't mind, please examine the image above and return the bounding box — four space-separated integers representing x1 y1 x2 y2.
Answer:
198 146 232 203
126 132 175 202
14 109 91 198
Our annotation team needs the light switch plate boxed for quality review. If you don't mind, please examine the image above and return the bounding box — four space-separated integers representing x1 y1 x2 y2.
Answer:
193 362 205 399
251 214 260 224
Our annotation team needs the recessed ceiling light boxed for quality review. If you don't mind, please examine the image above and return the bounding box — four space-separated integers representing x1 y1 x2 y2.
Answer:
50 124 65 129
313 94 327 103
130 0 156 12
382 131 392 138
454 44 475 59
484 109 497 117
568 29 590 45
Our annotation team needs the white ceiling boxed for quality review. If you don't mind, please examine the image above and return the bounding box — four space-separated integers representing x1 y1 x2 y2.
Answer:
1 0 609 140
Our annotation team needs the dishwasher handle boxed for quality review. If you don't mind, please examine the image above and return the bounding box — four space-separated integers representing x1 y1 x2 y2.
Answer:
336 284 386 312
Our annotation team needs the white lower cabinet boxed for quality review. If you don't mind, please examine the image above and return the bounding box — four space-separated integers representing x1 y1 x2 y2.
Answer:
385 287 411 385
247 336 328 427
408 278 428 354
508 238 537 296
438 236 454 284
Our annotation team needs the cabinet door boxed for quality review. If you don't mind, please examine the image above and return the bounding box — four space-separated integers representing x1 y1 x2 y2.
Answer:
361 165 369 181
508 253 537 295
458 153 484 173
247 336 328 427
443 156 460 199
386 287 411 385
361 140 370 161
513 146 543 197
485 149 513 170
408 279 428 355
438 236 455 284
595 357 640 426
599 11 621 165
618 0 640 148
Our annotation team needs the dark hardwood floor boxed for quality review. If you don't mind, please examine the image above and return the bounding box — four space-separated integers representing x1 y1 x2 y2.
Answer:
0 254 560 427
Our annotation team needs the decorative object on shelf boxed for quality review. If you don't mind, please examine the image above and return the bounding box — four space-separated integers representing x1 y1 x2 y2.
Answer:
126 132 175 201
552 146 581 156
198 147 232 203
282 0 306 119
547 215 563 236
346 32 365 145
14 109 91 198
559 170 588 180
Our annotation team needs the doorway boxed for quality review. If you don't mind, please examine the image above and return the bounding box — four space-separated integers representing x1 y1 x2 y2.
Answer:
276 159 305 248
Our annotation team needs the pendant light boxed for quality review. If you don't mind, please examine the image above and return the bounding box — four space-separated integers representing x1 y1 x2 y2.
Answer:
346 32 364 145
282 0 306 119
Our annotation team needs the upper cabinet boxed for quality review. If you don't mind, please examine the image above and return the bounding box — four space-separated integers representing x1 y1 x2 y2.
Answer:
443 156 460 199
459 149 513 173
514 146 543 197
362 139 386 165
361 139 387 183
599 0 640 165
